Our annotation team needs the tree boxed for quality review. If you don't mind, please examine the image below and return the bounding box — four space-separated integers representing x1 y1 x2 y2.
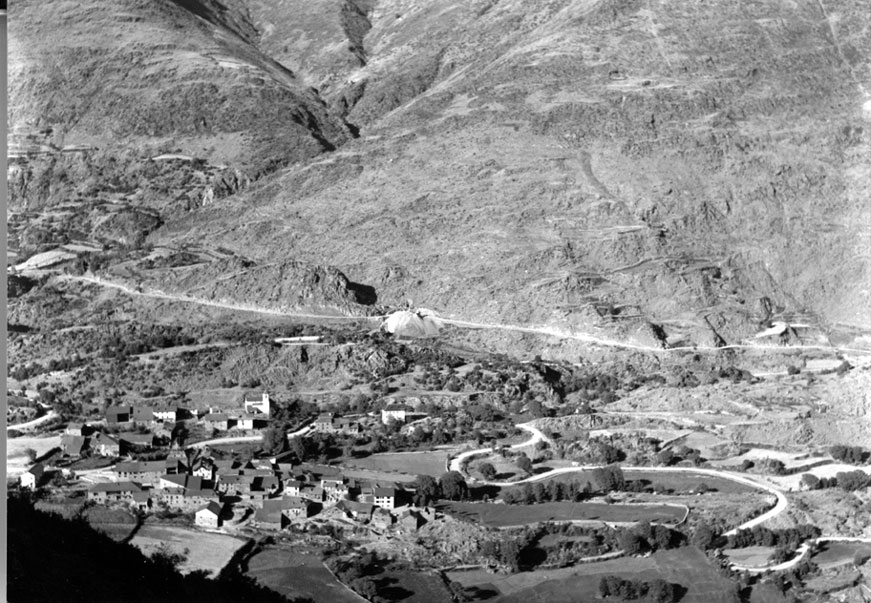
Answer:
836 470 871 491
592 465 625 492
800 473 820 490
25 448 37 463
515 454 533 474
261 426 287 456
415 475 442 503
692 521 717 550
479 462 497 480
620 531 646 555
439 471 468 501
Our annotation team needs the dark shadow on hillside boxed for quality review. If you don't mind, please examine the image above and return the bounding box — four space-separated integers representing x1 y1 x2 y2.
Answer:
470 485 501 500
464 585 500 600
347 281 377 305
372 577 413 601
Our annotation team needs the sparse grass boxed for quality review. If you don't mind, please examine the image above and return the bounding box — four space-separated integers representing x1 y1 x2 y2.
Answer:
376 570 452 603
439 501 685 527
245 547 364 603
812 541 871 569
450 547 738 602
723 546 773 568
130 525 247 577
343 450 454 477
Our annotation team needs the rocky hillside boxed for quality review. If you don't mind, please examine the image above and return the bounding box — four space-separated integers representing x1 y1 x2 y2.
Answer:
9 0 871 352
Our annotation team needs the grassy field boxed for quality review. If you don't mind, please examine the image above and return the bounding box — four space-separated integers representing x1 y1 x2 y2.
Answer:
130 525 247 577
82 506 138 542
449 547 738 602
377 570 453 603
6 435 62 477
811 541 871 569
343 450 454 477
724 546 774 568
528 469 757 495
245 547 364 603
439 501 685 527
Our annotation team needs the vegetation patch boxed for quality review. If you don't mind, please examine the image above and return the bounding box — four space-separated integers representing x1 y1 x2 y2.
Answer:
245 547 363 603
452 547 738 602
439 501 685 527
343 450 453 477
130 525 247 577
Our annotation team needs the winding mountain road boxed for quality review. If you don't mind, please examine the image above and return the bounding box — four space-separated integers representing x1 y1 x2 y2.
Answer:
7 410 59 432
450 422 787 537
59 275 871 356
187 425 312 449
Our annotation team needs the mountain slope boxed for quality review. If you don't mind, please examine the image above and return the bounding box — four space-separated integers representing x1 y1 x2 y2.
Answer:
8 0 871 352
160 0 871 348
8 0 351 211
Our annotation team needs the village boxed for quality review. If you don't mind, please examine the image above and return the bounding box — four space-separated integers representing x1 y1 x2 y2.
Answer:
19 392 431 535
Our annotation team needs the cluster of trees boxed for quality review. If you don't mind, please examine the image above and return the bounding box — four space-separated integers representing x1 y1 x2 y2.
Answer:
619 521 686 555
592 465 626 492
412 472 469 505
535 523 621 565
801 470 871 491
502 479 593 505
835 470 871 491
831 445 868 464
98 329 197 360
326 552 392 603
598 576 680 603
8 355 89 381
799 473 838 490
726 524 821 549
656 446 705 467
479 531 537 572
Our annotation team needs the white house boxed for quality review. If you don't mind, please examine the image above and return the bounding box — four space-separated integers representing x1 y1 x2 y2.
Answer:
381 404 412 425
195 501 224 528
20 463 45 489
244 392 270 417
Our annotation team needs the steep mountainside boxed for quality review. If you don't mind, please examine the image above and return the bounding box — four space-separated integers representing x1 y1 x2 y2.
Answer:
8 0 871 352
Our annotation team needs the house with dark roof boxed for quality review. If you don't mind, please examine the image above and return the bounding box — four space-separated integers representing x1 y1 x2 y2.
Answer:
335 500 375 522
119 432 156 451
254 496 312 529
156 488 219 512
215 474 255 497
20 463 45 489
195 501 225 528
60 434 88 458
159 474 204 491
113 460 166 486
243 391 270 416
371 507 393 530
132 406 155 424
399 509 424 531
93 433 120 457
360 485 398 510
88 481 142 504
105 406 132 425
65 423 86 436
202 413 231 431
233 414 269 430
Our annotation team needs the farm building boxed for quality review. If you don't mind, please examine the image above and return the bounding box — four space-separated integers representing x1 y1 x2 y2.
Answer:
60 434 88 458
243 391 270 416
93 433 121 457
20 463 45 489
88 481 142 504
195 502 225 528
105 406 132 425
114 460 166 486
